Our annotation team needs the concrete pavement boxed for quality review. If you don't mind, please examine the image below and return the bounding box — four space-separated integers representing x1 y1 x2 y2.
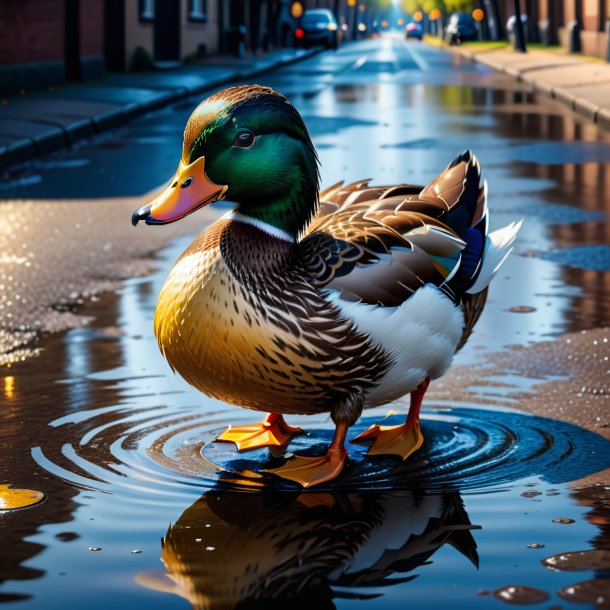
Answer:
0 47 320 170
451 44 610 131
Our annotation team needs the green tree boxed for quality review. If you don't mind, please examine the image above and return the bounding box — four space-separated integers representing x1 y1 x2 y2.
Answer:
444 0 473 12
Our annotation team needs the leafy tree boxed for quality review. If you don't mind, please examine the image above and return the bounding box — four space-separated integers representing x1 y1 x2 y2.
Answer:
444 0 473 11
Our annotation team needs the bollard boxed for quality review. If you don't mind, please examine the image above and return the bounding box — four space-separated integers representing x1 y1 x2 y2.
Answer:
568 19 581 53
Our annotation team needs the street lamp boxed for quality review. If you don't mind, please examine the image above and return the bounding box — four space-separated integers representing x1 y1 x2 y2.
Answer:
291 2 303 19
472 8 484 40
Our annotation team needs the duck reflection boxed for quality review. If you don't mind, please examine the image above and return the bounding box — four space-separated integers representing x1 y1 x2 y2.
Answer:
137 489 480 609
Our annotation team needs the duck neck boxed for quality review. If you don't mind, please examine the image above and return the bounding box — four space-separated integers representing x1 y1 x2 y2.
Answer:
233 182 318 241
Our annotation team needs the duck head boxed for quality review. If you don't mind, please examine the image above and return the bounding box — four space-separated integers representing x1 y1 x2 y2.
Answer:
132 85 320 239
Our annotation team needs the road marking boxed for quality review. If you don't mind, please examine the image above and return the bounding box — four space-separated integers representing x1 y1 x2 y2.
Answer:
350 56 367 71
402 41 429 71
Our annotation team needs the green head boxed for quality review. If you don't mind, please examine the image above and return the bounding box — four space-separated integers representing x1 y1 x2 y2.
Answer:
132 85 320 239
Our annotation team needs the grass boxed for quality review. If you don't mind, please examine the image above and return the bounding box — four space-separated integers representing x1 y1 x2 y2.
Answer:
459 40 509 51
422 34 444 47
424 34 606 62
422 37 509 52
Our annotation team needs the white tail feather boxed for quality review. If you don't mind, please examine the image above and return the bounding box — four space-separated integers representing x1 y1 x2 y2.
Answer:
467 219 523 294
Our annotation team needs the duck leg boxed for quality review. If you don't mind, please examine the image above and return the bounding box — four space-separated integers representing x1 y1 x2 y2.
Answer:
352 377 430 459
266 422 348 488
215 413 303 451
267 393 363 488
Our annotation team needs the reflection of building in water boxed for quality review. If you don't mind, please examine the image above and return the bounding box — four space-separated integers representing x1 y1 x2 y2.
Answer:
0 292 125 597
436 88 610 335
522 119 610 333
136 490 479 610
572 485 610 563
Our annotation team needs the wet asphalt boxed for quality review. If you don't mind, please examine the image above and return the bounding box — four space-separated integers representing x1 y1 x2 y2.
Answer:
1 35 610 609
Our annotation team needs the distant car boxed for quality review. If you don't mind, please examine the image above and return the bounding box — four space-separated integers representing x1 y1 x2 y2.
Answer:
405 22 423 40
444 13 478 45
294 9 340 50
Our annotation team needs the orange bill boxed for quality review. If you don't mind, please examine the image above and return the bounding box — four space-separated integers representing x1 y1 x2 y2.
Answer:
132 156 227 225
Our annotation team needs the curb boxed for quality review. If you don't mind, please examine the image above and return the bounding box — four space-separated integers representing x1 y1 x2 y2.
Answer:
449 46 609 132
0 47 322 171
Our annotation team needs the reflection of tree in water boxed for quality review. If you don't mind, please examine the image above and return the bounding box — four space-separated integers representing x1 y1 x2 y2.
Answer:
137 489 479 610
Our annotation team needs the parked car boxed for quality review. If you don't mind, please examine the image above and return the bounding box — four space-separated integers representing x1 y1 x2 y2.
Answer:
444 13 478 45
294 9 340 50
405 22 423 40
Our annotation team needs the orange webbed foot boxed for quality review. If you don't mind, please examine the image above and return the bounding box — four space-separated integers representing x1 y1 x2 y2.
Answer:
266 447 347 488
352 421 423 460
215 414 303 451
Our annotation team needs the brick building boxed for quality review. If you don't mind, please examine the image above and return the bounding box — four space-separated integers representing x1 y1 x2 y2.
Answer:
498 0 608 58
558 0 608 57
0 0 224 96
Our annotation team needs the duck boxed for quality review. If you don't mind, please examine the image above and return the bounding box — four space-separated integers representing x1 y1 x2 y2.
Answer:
132 84 521 488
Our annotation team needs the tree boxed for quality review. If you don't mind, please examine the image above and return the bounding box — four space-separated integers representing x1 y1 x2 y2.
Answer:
444 0 472 11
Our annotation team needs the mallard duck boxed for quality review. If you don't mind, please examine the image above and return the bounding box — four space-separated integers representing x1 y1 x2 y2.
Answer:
132 84 520 487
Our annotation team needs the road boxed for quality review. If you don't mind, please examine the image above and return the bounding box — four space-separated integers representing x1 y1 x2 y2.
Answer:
1 36 609 610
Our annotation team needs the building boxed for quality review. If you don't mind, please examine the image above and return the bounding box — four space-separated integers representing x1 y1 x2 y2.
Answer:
557 0 608 57
0 0 284 97
502 0 609 59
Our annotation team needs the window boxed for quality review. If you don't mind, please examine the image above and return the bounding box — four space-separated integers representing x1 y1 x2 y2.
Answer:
189 0 207 22
139 0 155 22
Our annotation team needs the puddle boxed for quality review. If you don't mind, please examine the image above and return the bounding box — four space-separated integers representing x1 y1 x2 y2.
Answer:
540 245 610 272
0 38 609 609
1 235 609 609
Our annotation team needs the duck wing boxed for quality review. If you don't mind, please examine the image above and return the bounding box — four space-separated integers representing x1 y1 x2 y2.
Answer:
301 150 489 306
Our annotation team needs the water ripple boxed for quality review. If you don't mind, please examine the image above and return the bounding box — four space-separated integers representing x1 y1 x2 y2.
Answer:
31 404 610 501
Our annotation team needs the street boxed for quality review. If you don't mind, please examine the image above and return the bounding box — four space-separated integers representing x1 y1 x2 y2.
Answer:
1 36 610 609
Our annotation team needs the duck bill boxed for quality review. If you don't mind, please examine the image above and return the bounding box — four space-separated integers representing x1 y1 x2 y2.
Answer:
131 157 227 226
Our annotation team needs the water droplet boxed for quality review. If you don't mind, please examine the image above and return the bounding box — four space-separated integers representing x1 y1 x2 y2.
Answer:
553 518 575 524
558 578 610 606
55 532 79 542
130 549 142 554
521 490 542 498
542 549 610 571
493 584 550 605
88 547 102 552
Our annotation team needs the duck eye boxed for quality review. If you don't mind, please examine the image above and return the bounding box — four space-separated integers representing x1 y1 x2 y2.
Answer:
181 177 193 188
233 131 255 148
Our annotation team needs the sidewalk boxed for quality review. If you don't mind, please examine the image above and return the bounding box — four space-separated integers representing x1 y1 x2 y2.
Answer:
451 43 610 131
0 47 320 170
